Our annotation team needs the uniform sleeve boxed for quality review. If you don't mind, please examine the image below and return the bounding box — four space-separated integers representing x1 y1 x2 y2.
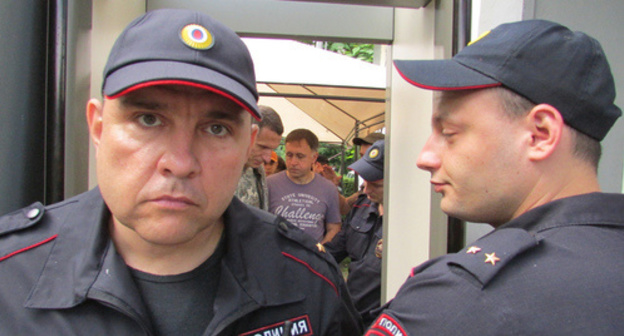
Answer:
323 226 348 262
364 265 506 335
324 266 365 336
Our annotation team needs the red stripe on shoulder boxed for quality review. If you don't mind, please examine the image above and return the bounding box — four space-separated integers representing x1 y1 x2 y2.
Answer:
0 235 58 262
281 252 339 296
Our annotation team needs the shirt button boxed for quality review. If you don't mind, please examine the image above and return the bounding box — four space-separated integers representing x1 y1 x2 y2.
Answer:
279 221 289 231
26 208 40 219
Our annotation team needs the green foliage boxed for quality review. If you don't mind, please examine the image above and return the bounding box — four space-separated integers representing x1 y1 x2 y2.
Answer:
327 42 375 63
342 173 357 197
298 40 375 63
318 143 358 196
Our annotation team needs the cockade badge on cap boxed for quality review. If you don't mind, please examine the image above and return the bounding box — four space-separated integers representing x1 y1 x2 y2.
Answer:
180 24 214 50
369 148 380 159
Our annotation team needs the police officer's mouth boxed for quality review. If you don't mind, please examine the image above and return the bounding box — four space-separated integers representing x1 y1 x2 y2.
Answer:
150 195 197 209
431 181 447 193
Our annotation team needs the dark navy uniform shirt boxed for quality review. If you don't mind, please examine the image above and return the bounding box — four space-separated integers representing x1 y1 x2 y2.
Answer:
325 194 383 326
0 188 362 335
366 192 624 336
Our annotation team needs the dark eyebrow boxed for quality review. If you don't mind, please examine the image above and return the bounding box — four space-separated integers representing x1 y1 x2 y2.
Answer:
118 94 166 111
432 92 457 124
205 109 247 125
432 106 451 125
116 87 249 124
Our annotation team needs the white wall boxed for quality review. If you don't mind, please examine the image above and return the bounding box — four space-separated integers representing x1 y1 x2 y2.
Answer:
383 3 445 302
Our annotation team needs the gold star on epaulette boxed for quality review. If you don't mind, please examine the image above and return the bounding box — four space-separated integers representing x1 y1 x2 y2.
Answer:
484 252 500 266
316 243 326 253
466 246 481 254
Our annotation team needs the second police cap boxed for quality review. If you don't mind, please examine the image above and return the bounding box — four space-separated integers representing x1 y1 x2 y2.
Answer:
102 9 260 120
349 140 385 182
394 20 621 141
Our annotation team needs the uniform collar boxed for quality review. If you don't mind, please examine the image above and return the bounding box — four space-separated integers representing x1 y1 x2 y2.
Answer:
502 192 624 233
354 195 381 219
25 189 303 317
218 197 304 306
25 188 140 309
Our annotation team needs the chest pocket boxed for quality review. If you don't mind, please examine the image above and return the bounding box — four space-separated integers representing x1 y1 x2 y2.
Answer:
346 212 382 261
349 212 374 233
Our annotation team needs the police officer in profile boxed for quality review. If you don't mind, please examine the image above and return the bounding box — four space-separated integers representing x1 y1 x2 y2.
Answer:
325 140 385 327
366 20 624 335
0 9 361 335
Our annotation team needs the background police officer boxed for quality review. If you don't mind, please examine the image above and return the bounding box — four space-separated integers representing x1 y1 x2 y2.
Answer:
325 139 385 327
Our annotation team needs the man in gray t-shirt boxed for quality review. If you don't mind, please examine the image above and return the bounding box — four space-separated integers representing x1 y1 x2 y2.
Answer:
267 129 342 243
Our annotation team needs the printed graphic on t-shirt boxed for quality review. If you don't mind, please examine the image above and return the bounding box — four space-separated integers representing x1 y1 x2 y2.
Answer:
273 192 325 231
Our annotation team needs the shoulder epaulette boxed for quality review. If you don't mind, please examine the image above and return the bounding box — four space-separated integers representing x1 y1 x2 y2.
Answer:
446 228 539 287
275 216 339 263
0 202 45 236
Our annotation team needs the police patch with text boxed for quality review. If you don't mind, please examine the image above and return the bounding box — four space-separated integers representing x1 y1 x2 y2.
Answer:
239 315 313 336
365 313 407 336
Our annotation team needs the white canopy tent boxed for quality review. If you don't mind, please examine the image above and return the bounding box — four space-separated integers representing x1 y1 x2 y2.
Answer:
243 38 387 143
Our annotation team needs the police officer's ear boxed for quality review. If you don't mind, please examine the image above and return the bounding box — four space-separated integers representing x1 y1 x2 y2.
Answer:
248 123 259 157
525 103 564 162
86 98 104 151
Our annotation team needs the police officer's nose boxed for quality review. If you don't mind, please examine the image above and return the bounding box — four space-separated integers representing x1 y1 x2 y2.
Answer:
416 137 440 172
158 132 201 178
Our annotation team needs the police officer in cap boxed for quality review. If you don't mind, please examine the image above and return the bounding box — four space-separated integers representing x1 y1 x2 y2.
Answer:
366 20 624 335
325 139 386 327
0 9 361 335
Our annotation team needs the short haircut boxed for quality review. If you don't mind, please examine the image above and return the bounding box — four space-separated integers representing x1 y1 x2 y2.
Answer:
254 105 284 136
285 128 319 151
494 86 601 170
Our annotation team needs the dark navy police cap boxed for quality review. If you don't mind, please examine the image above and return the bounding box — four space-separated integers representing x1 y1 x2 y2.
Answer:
102 9 260 120
349 140 384 182
394 20 621 141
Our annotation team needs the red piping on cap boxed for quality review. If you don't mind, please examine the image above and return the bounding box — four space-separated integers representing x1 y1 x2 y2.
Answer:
394 66 502 91
105 80 261 121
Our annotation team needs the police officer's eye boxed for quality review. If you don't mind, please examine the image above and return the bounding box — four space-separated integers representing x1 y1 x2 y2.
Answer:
138 114 162 127
207 124 228 136
441 129 456 137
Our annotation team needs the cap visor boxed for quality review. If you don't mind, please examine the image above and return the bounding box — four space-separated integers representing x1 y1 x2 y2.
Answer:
103 61 260 119
348 161 383 182
394 59 501 90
